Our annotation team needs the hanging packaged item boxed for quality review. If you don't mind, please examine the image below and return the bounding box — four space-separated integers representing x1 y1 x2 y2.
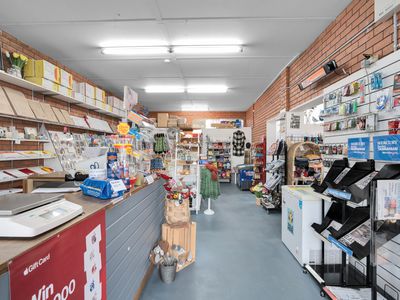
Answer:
370 72 383 90
376 88 391 111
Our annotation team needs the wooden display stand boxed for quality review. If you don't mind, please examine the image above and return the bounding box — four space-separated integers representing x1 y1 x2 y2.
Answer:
286 142 322 185
161 222 196 272
23 171 67 193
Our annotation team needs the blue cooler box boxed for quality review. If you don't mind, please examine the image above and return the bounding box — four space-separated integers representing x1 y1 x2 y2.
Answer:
236 164 254 190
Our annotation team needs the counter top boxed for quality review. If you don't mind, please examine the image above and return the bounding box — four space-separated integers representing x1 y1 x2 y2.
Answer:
0 181 158 274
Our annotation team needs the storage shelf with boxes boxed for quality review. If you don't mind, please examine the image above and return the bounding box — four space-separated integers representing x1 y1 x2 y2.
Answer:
157 113 190 129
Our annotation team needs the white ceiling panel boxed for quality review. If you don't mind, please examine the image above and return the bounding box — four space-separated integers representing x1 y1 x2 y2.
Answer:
0 0 157 23
157 0 350 18
0 0 351 112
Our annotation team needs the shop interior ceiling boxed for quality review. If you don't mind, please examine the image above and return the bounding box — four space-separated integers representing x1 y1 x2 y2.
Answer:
0 0 351 111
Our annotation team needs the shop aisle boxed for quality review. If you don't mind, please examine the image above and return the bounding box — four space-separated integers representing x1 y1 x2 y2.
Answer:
141 184 321 300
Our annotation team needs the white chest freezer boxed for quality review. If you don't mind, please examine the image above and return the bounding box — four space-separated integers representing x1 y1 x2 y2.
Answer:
0 194 83 238
281 185 323 265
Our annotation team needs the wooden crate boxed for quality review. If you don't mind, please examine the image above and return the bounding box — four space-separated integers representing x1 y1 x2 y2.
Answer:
161 222 196 272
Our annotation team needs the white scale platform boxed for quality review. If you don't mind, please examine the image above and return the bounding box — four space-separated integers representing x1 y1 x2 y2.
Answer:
0 194 83 238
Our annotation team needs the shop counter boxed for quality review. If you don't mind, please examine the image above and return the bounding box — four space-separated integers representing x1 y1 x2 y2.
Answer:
0 179 165 300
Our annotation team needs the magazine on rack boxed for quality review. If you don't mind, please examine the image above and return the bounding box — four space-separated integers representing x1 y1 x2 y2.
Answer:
321 220 342 239
376 180 400 220
339 219 371 247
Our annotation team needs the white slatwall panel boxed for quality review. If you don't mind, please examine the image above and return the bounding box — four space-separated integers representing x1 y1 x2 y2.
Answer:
322 50 400 298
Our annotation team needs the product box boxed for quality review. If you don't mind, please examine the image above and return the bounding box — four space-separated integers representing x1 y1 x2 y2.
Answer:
24 60 60 84
60 69 73 89
157 113 169 127
25 77 59 93
177 117 187 125
95 100 103 109
167 119 178 128
79 83 95 99
106 96 114 107
58 85 73 98
112 107 119 114
85 97 96 107
105 104 112 112
73 91 85 103
95 87 106 102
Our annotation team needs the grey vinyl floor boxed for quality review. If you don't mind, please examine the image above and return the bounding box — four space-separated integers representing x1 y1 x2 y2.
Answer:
141 183 321 300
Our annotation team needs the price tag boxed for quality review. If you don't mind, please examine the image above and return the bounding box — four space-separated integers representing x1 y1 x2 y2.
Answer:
145 175 154 184
109 179 127 192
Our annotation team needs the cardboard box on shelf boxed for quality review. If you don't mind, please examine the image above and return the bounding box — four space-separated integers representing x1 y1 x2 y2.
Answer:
60 69 73 89
167 119 178 128
177 117 187 125
25 77 59 93
106 96 114 107
179 123 192 130
157 113 169 127
24 60 60 84
73 92 84 103
79 82 95 99
58 85 73 98
95 100 103 109
85 97 96 107
95 87 106 102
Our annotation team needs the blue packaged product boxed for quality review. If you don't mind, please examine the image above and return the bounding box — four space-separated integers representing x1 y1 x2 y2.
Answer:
107 151 118 179
80 178 125 200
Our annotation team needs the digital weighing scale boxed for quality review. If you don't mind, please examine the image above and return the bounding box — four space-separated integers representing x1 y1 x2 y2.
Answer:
0 194 83 238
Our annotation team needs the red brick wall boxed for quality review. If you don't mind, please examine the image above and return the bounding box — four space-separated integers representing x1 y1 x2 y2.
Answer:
0 30 120 189
149 111 246 125
247 0 399 142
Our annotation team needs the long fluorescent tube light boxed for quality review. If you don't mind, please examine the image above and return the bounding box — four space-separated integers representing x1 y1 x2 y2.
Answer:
181 104 209 111
173 45 242 54
145 86 185 93
101 46 169 55
187 85 228 93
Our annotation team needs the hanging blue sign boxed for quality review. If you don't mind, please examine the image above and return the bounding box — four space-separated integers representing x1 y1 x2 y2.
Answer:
348 137 370 159
373 135 400 161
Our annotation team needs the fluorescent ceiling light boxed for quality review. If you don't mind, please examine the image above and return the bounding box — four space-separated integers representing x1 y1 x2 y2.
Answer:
145 86 184 93
187 85 228 93
101 46 169 55
173 45 242 54
173 39 242 46
181 104 209 111
100 40 168 47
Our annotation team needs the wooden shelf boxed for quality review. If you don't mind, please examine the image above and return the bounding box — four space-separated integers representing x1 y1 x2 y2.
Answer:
0 112 113 134
0 138 49 143
0 155 56 162
0 71 122 119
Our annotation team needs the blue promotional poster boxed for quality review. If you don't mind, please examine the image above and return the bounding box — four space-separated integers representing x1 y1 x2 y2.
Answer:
373 135 400 161
348 137 370 159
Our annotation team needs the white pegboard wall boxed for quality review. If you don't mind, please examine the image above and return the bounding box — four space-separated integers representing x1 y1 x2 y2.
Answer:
322 49 400 299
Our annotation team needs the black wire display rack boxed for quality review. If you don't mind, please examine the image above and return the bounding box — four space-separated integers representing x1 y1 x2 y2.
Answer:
304 161 400 299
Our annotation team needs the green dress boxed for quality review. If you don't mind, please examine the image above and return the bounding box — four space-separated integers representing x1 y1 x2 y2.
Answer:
200 167 221 200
